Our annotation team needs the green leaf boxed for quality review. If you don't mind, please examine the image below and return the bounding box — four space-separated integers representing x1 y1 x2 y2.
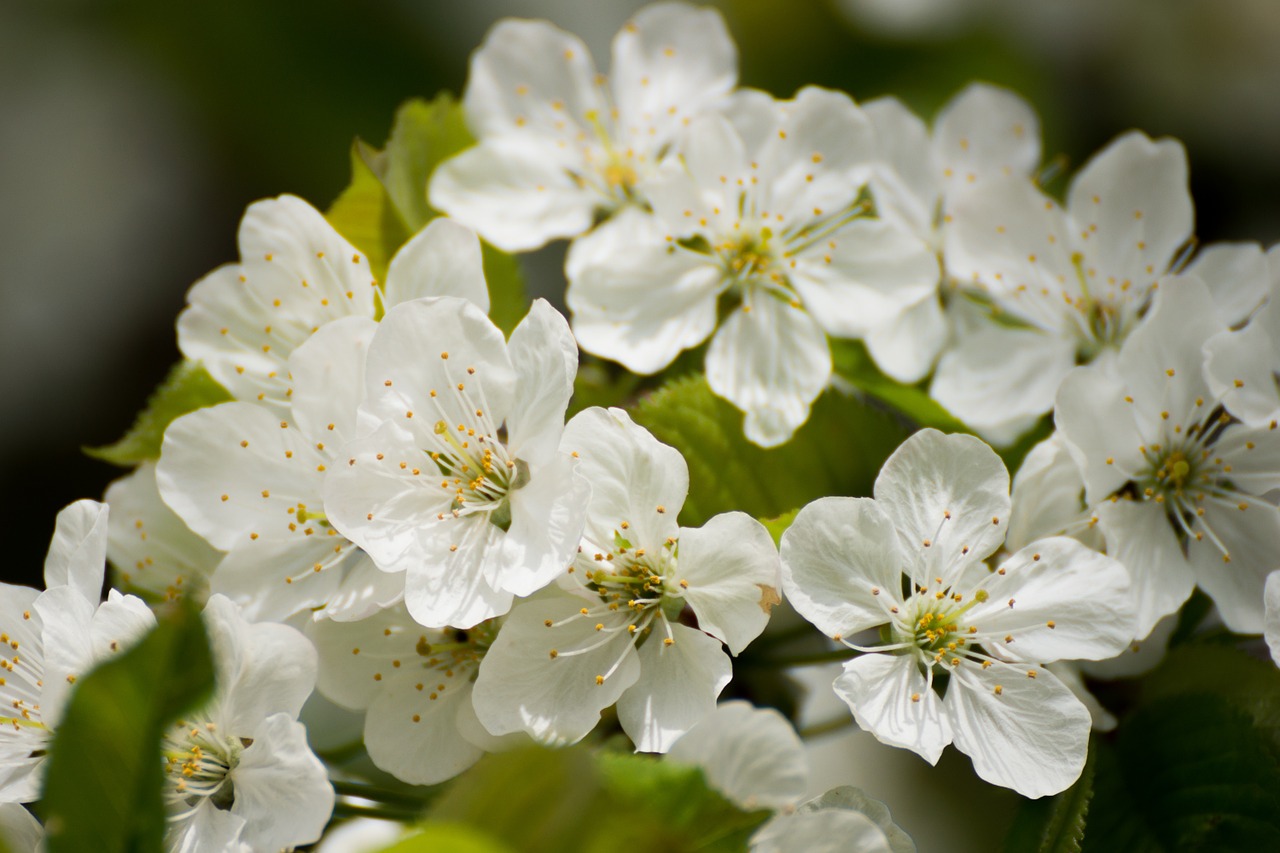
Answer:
760 509 799 546
325 94 528 333
1004 741 1096 853
830 339 966 433
84 361 231 467
482 242 530 338
629 374 910 526
380 823 514 853
1082 644 1280 852
595 752 769 852
327 140 413 282
42 598 215 853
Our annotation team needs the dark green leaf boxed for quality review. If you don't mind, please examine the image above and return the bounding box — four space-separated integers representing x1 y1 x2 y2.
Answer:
84 362 231 467
760 509 799 546
629 374 909 526
1004 741 1096 853
42 598 214 853
1083 644 1280 852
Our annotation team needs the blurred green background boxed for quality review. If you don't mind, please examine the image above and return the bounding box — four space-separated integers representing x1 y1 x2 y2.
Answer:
5 0 1279 580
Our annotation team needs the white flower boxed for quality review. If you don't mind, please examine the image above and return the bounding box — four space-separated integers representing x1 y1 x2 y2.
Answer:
933 131 1198 444
429 2 737 252
105 462 222 604
780 429 1135 797
471 407 780 751
861 83 1041 382
306 603 513 786
750 787 914 853
158 317 401 623
664 700 807 812
567 89 937 446
162 594 332 853
323 297 589 628
178 198 489 412
0 501 155 804
1006 432 1099 553
1056 275 1280 636
0 803 43 853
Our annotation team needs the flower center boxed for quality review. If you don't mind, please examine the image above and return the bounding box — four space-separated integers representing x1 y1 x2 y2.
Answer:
163 716 243 815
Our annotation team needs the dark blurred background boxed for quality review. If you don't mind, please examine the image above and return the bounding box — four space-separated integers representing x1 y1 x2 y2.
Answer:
6 0 1280 579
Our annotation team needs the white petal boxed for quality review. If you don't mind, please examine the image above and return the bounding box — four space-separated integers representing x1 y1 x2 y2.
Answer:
232 714 333 852
794 787 916 853
1067 132 1193 290
560 407 686 554
617 623 731 753
402 516 513 629
1186 497 1280 635
930 320 1076 444
287 315 377 448
933 83 1040 190
307 606 409 711
321 553 405 623
946 662 1090 798
863 293 947 384
969 537 1135 662
429 137 599 252
364 673 484 785
209 536 348 623
678 512 780 655
1006 433 1093 553
780 497 902 638
755 87 875 223
863 96 936 239
1186 241 1270 328
89 590 156 663
666 700 808 812
750 810 893 853
706 294 831 448
384 218 490 313
105 462 221 602
1265 572 1280 668
471 591 641 745
502 452 591 597
873 429 1010 586
204 594 317 731
611 2 737 147
790 219 939 340
462 18 603 142
1204 299 1280 428
43 499 108 603
32 586 96 727
505 299 576 465
165 800 246 853
1047 662 1117 733
1053 360 1145 504
0 803 45 853
361 296 516 441
1095 500 1196 639
156 402 326 552
566 209 721 375
833 653 951 765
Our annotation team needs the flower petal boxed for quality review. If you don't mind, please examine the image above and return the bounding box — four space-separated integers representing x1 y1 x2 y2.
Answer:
1185 241 1270 329
706 293 831 448
384 218 490 313
1095 499 1196 639
402 516 513 629
1265 571 1280 667
677 512 780 655
864 95 935 239
43 499 108 603
933 83 1040 190
505 299 576 465
617 623 731 753
780 497 902 638
1186 496 1280 634
364 673 484 786
232 713 334 852
946 662 1090 798
502 451 591 597
864 293 947 384
873 429 1011 585
834 653 951 765
287 315 377 448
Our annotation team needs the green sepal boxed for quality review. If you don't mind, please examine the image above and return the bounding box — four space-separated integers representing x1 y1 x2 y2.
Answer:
41 598 215 853
84 361 231 467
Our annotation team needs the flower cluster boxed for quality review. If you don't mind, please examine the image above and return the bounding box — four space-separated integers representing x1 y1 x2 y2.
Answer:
8 2 1280 850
